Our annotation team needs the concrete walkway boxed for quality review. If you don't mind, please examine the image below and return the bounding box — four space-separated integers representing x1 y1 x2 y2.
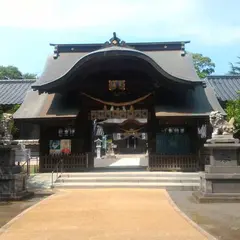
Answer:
0 189 211 240
94 154 148 168
109 157 141 166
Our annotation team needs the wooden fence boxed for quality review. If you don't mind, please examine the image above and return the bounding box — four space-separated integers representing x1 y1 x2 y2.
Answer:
40 153 92 172
41 153 199 172
149 154 199 171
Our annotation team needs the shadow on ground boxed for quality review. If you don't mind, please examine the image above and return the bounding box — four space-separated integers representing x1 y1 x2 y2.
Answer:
168 191 240 240
0 196 47 228
0 174 53 230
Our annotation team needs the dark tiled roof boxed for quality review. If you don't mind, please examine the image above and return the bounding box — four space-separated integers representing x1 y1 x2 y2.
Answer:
14 84 226 120
14 91 79 119
50 33 189 52
0 80 36 104
32 47 201 92
205 75 240 102
50 40 190 53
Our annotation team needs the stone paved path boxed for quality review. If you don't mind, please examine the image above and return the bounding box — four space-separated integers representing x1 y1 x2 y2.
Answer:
0 189 210 240
94 154 148 168
109 157 141 166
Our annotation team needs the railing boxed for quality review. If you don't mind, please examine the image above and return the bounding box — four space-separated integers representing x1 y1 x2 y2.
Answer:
19 158 40 175
20 158 30 176
41 153 89 172
51 158 64 188
149 154 199 171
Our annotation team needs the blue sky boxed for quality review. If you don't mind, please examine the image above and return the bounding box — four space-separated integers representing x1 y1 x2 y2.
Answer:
0 0 240 76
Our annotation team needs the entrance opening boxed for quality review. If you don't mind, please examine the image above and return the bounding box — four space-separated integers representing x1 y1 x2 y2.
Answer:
127 136 136 149
93 126 148 168
73 55 155 169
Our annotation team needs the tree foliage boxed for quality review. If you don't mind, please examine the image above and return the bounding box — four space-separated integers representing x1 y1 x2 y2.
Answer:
22 73 37 79
0 65 37 80
0 65 22 79
225 92 240 135
192 53 215 79
229 57 240 75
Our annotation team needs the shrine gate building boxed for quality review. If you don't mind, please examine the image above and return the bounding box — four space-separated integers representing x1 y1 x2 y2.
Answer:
14 33 225 172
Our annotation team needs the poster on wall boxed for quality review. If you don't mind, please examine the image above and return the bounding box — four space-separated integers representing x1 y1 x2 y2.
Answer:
60 139 71 154
49 140 61 154
49 139 71 154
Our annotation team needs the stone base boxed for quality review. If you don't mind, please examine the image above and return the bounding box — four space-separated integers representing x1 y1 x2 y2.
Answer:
194 172 240 203
207 135 239 144
192 191 240 203
200 172 240 192
105 154 117 159
198 136 240 203
0 173 31 201
0 191 34 201
205 165 240 173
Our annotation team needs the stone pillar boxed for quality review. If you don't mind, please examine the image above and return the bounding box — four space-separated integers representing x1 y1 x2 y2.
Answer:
0 113 33 200
0 145 33 201
94 138 102 159
193 135 240 202
193 111 240 202
96 146 101 159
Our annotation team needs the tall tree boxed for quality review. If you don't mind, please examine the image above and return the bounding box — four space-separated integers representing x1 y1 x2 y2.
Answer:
192 53 215 79
22 73 37 79
0 65 37 80
0 65 22 79
229 57 240 75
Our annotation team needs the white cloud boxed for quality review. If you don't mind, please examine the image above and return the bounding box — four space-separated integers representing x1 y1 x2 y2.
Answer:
0 0 194 29
0 0 240 45
198 25 240 45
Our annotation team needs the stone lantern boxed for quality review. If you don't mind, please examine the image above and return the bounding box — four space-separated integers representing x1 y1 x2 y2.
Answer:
94 138 102 159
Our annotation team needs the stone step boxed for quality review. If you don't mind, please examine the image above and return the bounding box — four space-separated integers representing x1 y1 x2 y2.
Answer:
60 172 200 178
53 172 200 190
53 182 200 191
56 176 200 183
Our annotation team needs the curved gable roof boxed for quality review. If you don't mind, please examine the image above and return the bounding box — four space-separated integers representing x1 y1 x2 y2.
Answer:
32 46 201 91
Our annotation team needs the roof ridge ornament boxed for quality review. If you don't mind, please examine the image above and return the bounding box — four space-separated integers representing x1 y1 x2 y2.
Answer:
53 45 59 59
110 32 121 45
103 32 129 48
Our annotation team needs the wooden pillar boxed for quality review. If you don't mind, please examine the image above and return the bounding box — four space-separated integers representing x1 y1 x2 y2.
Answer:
147 94 157 154
39 124 48 172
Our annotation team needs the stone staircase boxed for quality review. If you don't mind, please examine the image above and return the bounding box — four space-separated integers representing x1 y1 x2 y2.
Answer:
54 171 200 190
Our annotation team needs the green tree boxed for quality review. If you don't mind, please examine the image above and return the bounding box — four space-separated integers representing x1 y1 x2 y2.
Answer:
0 65 37 80
229 57 240 75
0 65 22 79
225 92 240 135
192 53 215 79
22 73 37 79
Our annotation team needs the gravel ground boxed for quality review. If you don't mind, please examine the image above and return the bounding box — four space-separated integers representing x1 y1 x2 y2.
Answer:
0 189 207 240
168 191 240 240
